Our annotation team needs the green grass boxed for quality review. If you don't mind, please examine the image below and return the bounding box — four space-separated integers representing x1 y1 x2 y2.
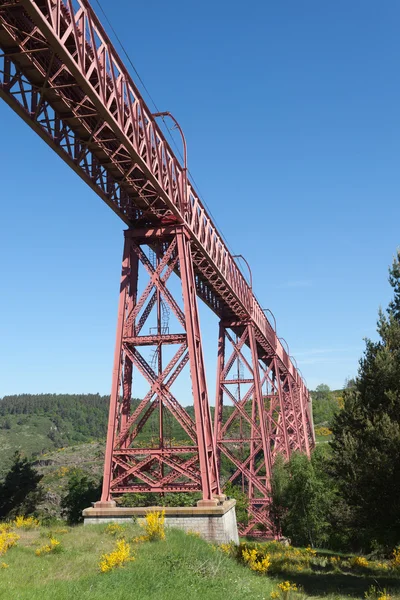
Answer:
0 523 275 600
1 524 400 600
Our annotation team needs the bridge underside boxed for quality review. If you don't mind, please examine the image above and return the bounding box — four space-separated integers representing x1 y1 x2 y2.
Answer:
0 0 315 534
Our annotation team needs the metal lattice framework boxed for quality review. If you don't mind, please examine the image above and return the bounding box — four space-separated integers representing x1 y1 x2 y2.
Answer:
0 0 315 531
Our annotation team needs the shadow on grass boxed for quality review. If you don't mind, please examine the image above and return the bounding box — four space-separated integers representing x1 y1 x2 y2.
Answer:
278 570 400 597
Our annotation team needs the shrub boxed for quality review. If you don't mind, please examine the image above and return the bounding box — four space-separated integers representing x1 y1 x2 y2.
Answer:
270 581 299 599
0 452 43 519
242 547 271 573
140 510 166 541
392 547 400 569
35 537 61 556
349 555 369 569
0 523 12 534
0 531 19 556
14 515 40 529
99 539 134 573
61 470 101 524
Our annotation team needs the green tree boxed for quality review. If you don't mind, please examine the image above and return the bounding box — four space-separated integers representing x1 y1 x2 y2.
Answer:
312 384 339 426
271 450 332 547
330 250 400 551
61 469 102 524
0 452 43 518
224 482 249 527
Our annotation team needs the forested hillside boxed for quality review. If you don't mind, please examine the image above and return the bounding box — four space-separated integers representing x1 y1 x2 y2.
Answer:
0 394 109 474
0 387 338 477
0 393 197 474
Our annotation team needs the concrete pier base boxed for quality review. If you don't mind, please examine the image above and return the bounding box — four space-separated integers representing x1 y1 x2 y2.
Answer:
82 499 239 545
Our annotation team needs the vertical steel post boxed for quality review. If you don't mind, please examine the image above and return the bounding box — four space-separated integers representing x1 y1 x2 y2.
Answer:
213 321 225 463
101 233 138 502
298 381 311 457
273 358 291 458
176 231 220 501
248 324 273 486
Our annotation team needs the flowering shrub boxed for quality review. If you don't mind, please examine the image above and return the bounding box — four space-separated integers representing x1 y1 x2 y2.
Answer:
314 427 332 437
132 534 149 544
242 547 271 573
349 556 369 569
219 542 234 555
54 466 70 478
139 510 166 541
14 516 40 530
278 581 298 593
329 556 341 566
35 537 61 556
0 523 12 534
99 539 134 573
239 542 316 574
0 531 19 556
391 547 400 568
0 563 9 569
104 523 126 537
270 581 298 598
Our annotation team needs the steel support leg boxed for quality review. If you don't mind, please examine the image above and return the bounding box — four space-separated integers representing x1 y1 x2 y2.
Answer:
101 227 219 503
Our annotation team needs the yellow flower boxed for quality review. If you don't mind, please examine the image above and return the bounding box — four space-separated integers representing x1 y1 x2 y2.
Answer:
0 563 9 569
278 581 298 593
14 516 40 530
349 556 369 568
132 535 148 544
35 537 61 557
242 548 271 573
219 542 234 555
315 426 332 437
392 547 400 568
0 532 19 556
99 539 134 573
139 510 166 542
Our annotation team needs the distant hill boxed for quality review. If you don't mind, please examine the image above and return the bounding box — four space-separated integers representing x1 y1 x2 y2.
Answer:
0 394 110 474
0 393 199 475
0 386 343 474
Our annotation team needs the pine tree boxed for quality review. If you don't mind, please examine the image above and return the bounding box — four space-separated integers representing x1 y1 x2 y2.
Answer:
0 452 43 518
330 250 400 551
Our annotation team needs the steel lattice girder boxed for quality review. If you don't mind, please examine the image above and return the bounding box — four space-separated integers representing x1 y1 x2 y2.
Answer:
214 320 312 536
101 227 220 502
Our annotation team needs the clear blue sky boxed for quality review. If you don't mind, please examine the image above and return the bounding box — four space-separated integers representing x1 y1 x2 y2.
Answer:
0 0 399 399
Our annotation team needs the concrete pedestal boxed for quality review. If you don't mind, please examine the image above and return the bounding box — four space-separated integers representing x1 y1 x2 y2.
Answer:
82 499 239 545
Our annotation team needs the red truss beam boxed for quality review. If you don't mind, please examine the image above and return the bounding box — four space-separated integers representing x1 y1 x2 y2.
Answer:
101 227 220 501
